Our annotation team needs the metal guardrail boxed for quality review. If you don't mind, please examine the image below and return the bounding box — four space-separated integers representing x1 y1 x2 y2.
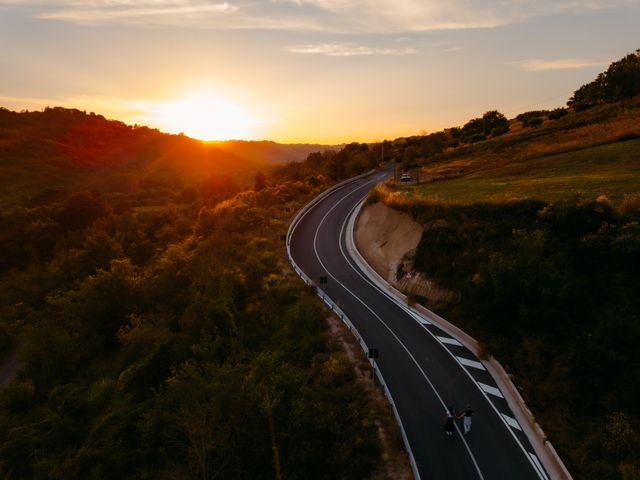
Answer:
286 172 421 480
286 170 573 480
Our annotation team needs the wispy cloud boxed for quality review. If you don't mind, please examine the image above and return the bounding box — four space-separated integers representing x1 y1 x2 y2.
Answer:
3 0 637 32
509 58 610 71
33 1 236 26
286 43 417 56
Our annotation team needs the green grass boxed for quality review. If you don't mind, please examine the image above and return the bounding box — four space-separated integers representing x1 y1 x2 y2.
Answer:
405 138 640 204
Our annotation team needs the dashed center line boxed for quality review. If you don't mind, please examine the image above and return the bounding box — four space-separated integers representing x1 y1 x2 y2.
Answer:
437 336 463 346
456 356 486 370
502 413 522 431
478 382 504 398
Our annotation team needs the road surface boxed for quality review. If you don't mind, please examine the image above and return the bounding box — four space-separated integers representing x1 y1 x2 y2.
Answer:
288 166 552 480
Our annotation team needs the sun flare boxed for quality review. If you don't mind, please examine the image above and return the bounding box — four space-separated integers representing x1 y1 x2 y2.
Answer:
152 94 261 141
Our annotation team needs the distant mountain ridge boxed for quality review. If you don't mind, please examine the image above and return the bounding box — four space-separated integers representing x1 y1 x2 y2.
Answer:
212 140 339 165
0 107 335 208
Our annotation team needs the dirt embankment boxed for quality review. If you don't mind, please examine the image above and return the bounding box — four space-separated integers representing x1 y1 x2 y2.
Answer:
355 202 449 301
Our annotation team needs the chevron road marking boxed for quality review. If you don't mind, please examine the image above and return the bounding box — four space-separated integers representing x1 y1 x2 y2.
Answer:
478 382 504 398
437 336 463 347
456 356 486 370
502 413 523 431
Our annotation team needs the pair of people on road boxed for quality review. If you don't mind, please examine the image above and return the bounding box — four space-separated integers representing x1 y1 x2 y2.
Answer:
444 404 473 436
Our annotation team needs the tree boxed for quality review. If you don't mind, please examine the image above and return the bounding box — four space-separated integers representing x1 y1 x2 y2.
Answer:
254 171 267 192
481 110 509 136
462 117 484 141
568 72 607 110
54 192 108 231
603 49 640 100
568 49 640 109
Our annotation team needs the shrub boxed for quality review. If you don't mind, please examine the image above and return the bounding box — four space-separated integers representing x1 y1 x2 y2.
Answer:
527 117 543 128
548 108 568 120
620 193 640 216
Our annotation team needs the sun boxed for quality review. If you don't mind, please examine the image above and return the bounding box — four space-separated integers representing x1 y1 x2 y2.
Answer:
152 93 260 141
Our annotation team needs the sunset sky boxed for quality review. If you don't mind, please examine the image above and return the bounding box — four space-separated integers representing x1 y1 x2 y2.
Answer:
1 1 639 143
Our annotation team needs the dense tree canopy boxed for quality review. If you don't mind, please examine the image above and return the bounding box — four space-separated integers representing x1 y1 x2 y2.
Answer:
0 131 386 479
405 198 640 479
568 49 640 110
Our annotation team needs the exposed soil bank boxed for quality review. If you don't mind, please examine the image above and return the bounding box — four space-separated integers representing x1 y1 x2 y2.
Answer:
354 203 422 283
355 202 448 301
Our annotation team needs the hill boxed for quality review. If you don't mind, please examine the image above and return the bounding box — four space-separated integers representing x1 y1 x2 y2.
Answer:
0 108 394 479
406 136 640 204
0 47 637 480
366 50 640 480
0 107 334 209
402 97 640 204
213 140 339 165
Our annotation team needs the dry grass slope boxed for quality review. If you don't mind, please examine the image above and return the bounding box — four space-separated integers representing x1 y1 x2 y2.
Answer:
390 98 640 206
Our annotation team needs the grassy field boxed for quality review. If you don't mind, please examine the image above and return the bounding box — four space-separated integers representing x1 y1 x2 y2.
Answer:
402 138 640 204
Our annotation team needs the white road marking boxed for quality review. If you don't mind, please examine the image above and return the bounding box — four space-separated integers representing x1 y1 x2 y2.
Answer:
478 382 504 398
437 336 463 346
402 308 431 325
456 356 486 370
338 197 548 479
307 180 484 480
407 308 431 325
502 413 522 431
290 177 547 480
529 453 550 480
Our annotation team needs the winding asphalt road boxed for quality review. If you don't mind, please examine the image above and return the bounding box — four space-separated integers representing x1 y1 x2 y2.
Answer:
288 166 552 480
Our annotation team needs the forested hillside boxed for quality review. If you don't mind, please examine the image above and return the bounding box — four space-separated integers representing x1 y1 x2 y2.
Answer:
2 47 637 480
0 114 391 479
384 49 640 178
0 107 333 209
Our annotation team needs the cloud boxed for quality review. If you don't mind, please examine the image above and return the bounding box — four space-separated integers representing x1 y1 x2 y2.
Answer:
3 0 638 32
32 1 237 26
267 0 638 32
285 43 417 56
509 58 610 71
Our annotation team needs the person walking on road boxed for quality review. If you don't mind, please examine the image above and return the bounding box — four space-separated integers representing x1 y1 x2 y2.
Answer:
444 406 456 436
458 403 473 435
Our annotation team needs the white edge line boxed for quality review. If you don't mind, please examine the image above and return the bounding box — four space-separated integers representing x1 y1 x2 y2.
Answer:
341 197 549 480
529 453 550 480
286 171 424 480
408 308 431 324
310 179 485 480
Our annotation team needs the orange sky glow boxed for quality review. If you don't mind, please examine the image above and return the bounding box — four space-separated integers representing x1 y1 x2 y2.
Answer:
1 1 639 144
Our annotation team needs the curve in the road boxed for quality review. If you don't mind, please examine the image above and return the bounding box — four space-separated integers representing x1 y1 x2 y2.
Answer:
312 180 485 479
340 197 552 480
287 168 553 480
